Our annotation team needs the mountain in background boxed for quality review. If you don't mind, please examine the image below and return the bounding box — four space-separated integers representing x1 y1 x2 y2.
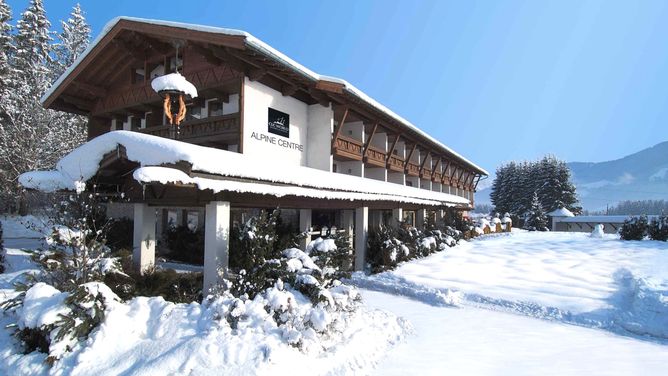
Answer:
475 141 668 211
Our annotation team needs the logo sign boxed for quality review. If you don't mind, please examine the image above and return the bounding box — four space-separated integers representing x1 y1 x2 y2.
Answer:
267 108 290 138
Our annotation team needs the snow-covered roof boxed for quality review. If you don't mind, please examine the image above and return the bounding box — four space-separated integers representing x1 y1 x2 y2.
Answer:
151 73 198 98
547 208 575 217
19 131 470 207
40 16 488 176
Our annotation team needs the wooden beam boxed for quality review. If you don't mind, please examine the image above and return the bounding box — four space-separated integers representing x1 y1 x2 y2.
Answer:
431 158 442 179
281 84 298 97
441 160 451 184
405 143 418 166
386 134 401 168
362 122 379 156
71 81 107 98
331 107 349 147
474 175 482 191
61 94 93 111
248 67 267 81
419 151 431 173
190 42 223 65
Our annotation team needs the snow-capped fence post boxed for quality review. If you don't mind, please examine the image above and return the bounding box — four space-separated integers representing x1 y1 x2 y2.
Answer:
203 201 231 293
132 203 156 273
392 208 403 227
354 206 368 271
299 209 312 250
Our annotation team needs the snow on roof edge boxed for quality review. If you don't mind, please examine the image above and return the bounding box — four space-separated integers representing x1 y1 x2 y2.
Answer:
19 131 471 207
41 16 488 176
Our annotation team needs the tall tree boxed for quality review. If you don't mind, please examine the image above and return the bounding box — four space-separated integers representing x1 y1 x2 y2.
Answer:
0 0 14 119
0 0 86 213
52 3 90 79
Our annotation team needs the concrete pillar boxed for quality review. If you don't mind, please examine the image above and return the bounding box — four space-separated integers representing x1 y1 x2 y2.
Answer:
299 209 312 250
203 201 231 294
133 203 156 273
354 206 368 271
392 208 403 227
341 209 354 247
416 208 426 229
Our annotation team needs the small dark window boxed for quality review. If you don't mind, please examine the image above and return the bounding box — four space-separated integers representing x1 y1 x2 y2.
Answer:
133 68 145 84
406 181 413 187
131 116 142 130
186 105 201 121
209 101 223 117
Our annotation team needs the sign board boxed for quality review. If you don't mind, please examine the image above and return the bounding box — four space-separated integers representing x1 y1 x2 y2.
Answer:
268 107 290 138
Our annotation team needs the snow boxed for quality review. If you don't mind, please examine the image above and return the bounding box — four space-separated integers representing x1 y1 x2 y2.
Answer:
20 131 469 206
591 224 605 238
362 290 668 376
547 207 575 217
41 16 487 177
353 231 668 339
150 72 198 98
18 283 70 329
306 237 337 254
559 215 659 223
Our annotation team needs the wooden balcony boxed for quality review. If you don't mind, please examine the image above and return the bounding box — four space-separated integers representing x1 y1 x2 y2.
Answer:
406 162 420 176
420 168 432 180
333 135 363 161
138 114 240 144
432 172 442 183
387 155 405 172
364 145 387 168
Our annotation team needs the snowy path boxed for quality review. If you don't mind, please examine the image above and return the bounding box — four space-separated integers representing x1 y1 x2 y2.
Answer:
362 290 668 376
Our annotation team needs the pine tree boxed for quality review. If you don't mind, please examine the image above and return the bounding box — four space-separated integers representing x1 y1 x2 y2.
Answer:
0 0 87 213
524 191 549 231
52 3 90 79
0 0 14 112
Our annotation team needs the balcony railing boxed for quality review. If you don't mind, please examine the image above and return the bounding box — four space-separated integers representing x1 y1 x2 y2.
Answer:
420 168 432 180
432 172 442 183
138 114 240 142
364 145 387 168
333 135 363 161
387 155 405 172
406 162 420 176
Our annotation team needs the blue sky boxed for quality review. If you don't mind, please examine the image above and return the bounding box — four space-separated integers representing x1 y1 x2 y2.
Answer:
9 0 668 174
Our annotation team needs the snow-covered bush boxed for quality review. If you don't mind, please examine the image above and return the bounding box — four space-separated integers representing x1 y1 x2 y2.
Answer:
619 216 648 241
648 215 668 241
367 225 407 272
306 232 352 286
12 282 120 363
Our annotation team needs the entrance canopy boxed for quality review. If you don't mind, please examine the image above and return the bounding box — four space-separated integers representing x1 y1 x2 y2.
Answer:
19 131 471 210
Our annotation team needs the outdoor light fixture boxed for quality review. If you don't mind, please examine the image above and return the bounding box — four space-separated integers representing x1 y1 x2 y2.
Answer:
151 43 198 138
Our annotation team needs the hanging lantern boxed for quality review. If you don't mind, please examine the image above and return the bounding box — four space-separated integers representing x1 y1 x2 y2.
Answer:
150 44 198 138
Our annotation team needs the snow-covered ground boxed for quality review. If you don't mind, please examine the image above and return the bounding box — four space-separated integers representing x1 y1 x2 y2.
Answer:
2 216 668 374
362 290 668 376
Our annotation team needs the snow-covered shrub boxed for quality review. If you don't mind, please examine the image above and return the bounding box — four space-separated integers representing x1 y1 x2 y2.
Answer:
13 282 120 363
164 224 204 265
648 215 668 241
0 221 4 273
619 216 648 241
306 232 352 286
367 225 408 272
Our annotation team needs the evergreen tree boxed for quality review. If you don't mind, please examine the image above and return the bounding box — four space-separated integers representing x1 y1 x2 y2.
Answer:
0 0 14 113
524 191 549 231
0 0 87 213
52 3 90 79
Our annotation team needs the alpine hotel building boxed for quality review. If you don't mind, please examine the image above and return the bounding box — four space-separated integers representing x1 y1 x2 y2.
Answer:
23 17 488 291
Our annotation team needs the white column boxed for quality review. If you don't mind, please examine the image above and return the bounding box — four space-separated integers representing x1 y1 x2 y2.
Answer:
299 209 312 250
133 203 156 273
341 209 354 247
416 208 426 229
392 208 403 227
203 201 231 294
436 209 445 224
354 206 368 271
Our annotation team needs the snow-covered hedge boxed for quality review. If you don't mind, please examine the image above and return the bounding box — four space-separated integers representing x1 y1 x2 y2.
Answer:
619 216 648 241
648 215 668 241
